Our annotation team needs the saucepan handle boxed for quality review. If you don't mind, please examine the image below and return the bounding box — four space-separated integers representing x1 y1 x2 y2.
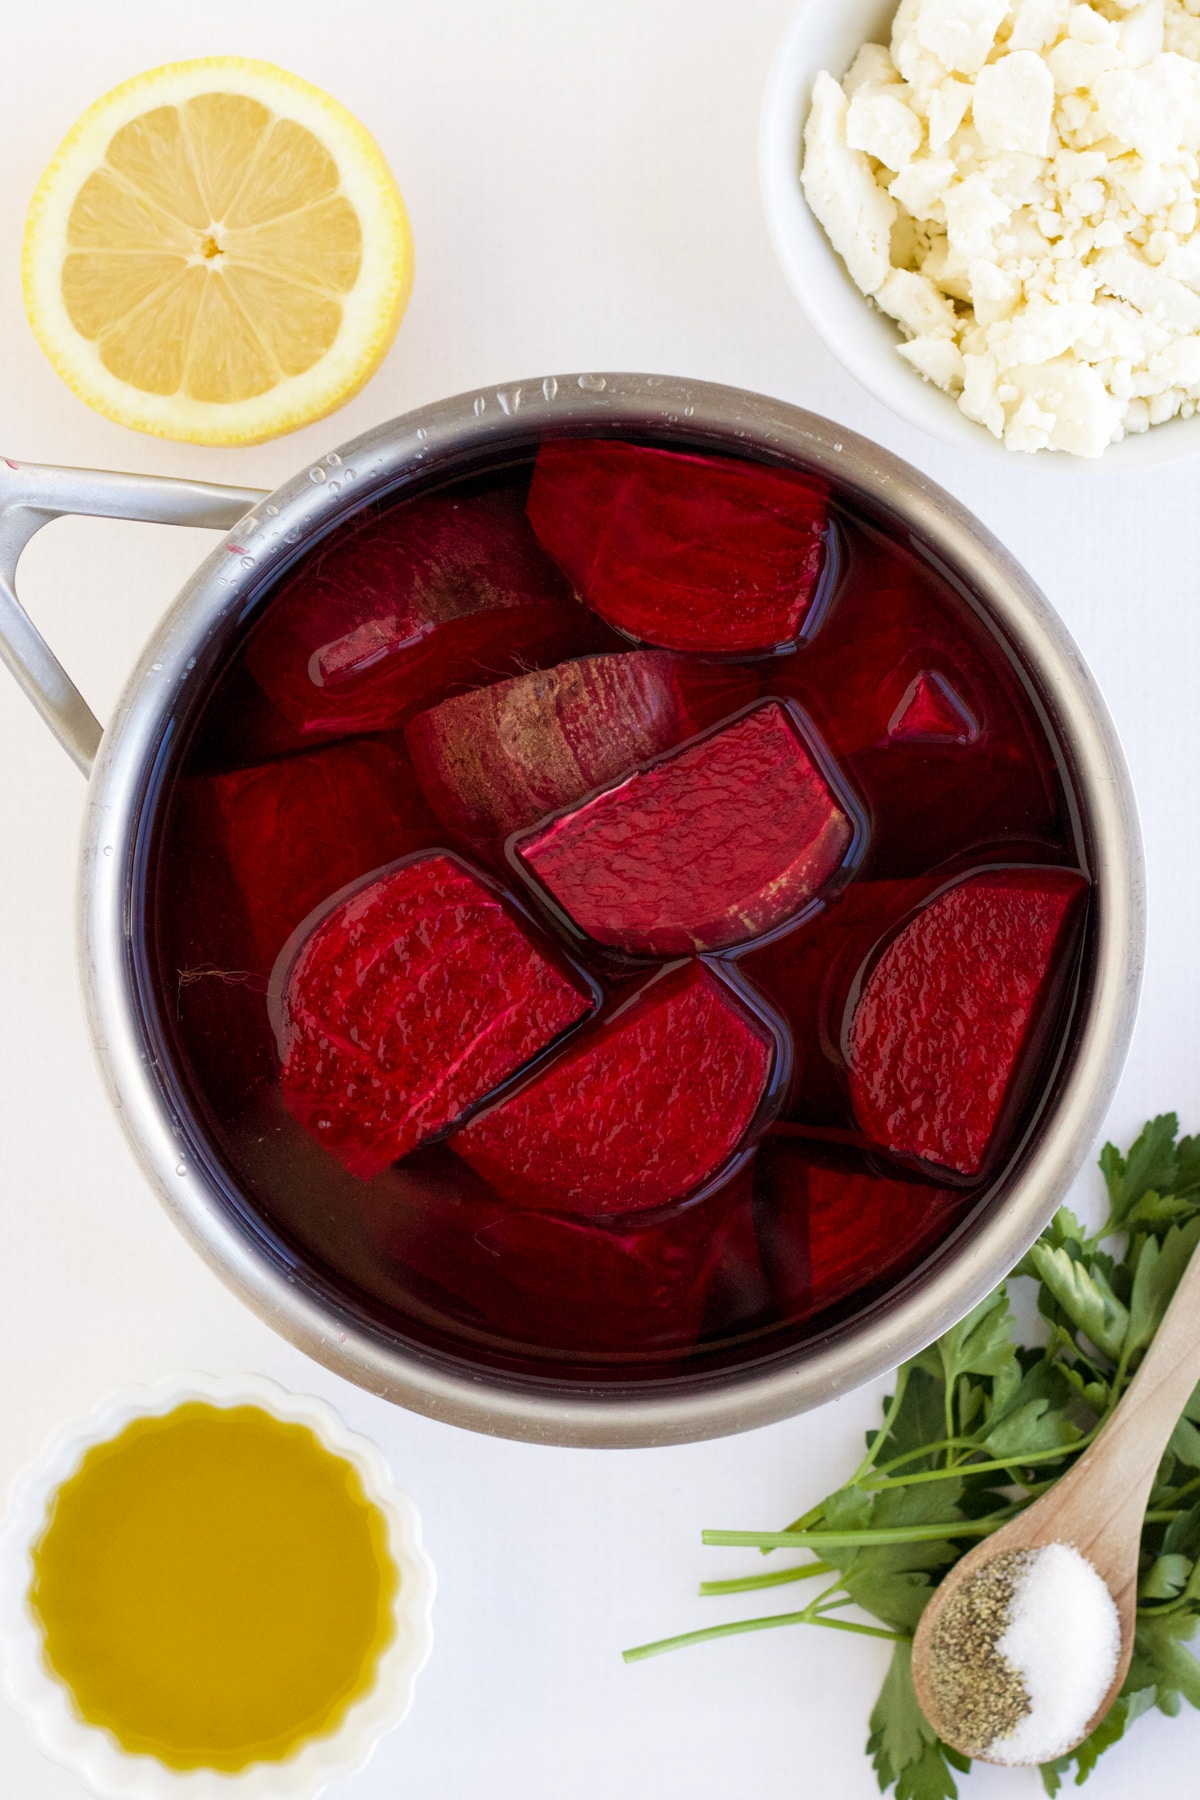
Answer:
0 457 268 776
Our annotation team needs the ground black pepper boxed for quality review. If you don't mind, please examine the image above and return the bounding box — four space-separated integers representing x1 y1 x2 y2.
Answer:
925 1549 1033 1756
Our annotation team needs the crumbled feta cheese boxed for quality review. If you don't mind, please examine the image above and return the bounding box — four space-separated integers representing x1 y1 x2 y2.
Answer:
1005 393 1057 449
1164 230 1200 281
1011 0 1072 55
1069 5 1120 48
990 297 1097 364
928 79 973 150
1097 245 1200 324
916 0 1010 76
1047 37 1121 92
844 42 904 97
876 266 959 333
898 333 968 386
802 72 897 295
801 0 1200 453
889 155 958 218
973 53 1056 153
847 90 925 169
1149 332 1200 381
961 350 1009 431
945 173 1014 259
1095 57 1194 158
970 257 1023 323
1120 0 1166 66
1008 357 1124 452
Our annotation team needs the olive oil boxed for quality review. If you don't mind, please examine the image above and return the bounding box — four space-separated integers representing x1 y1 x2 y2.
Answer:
29 1403 397 1771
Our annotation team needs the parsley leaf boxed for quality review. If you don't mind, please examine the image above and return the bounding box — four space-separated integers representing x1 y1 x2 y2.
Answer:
868 1643 963 1800
1025 1240 1129 1360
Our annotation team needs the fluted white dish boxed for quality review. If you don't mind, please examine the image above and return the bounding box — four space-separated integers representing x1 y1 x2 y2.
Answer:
761 0 1200 469
0 1372 435 1800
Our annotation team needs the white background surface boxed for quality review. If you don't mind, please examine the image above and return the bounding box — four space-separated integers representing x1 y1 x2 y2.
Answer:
0 2 1197 1796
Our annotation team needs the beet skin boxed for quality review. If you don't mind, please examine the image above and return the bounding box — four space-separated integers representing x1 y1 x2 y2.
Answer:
208 736 439 972
278 854 594 1178
405 649 758 842
245 485 590 740
451 962 775 1215
526 439 829 654
847 868 1088 1175
516 700 853 954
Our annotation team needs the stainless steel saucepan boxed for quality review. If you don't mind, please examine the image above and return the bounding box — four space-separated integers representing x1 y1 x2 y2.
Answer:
0 373 1145 1446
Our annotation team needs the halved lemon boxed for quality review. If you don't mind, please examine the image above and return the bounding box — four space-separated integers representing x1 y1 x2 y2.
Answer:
22 58 413 445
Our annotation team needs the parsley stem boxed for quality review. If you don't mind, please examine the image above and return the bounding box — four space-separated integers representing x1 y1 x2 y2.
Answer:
622 1610 906 1662
699 1561 834 1596
703 1519 1008 1550
848 1366 911 1486
862 1434 1096 1490
866 1435 985 1478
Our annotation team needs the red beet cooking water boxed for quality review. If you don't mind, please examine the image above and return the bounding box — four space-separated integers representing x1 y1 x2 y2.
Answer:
144 443 1091 1381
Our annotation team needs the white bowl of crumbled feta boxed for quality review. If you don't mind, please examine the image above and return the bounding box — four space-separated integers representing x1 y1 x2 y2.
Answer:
762 0 1200 462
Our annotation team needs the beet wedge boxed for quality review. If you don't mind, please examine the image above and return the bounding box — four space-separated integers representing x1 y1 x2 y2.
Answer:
245 484 592 740
208 736 439 973
277 854 595 1178
756 1143 965 1325
526 439 830 654
887 670 978 745
405 649 759 842
515 700 854 955
847 867 1088 1175
377 1160 756 1355
451 962 777 1216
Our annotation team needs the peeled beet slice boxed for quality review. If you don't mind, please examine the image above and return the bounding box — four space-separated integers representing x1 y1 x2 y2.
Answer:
405 649 759 842
516 700 853 955
278 854 594 1178
451 962 776 1215
756 1144 965 1325
244 485 592 740
208 737 439 972
847 868 1087 1175
376 1158 757 1355
526 439 829 654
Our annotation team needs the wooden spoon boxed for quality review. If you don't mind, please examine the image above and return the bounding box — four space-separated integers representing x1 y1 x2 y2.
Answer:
911 1235 1200 1763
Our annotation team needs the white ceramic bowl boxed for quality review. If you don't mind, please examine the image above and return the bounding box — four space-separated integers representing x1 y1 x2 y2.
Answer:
761 0 1200 470
0 1373 435 1800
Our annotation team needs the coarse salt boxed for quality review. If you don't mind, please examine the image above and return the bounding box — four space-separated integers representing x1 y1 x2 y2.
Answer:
988 1542 1121 1763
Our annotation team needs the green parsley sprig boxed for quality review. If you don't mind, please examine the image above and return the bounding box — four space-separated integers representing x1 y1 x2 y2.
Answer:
624 1116 1200 1797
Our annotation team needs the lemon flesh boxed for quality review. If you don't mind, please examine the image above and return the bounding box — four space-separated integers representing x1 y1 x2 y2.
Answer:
23 60 412 444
